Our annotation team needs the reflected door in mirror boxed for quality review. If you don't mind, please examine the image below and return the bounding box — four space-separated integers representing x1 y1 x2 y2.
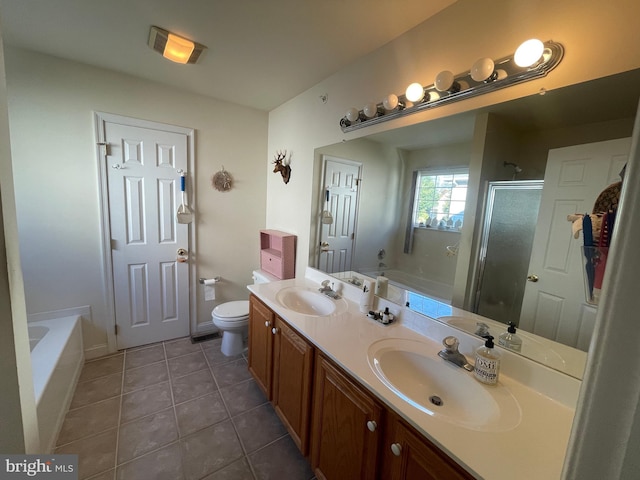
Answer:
318 157 361 273
519 138 630 350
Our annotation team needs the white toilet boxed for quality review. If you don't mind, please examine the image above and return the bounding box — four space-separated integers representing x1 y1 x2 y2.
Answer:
211 270 277 356
212 300 250 356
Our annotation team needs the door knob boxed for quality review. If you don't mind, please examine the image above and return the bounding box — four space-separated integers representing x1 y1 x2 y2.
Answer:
265 320 271 327
272 327 279 335
391 443 402 457
366 421 377 432
527 274 539 282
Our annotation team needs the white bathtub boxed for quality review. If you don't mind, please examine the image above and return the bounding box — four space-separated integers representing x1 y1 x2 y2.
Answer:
29 316 84 453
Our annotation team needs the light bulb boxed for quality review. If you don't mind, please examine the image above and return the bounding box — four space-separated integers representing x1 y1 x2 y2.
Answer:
405 83 425 102
514 39 544 67
345 107 360 123
382 94 399 110
363 102 379 118
434 71 455 92
470 57 495 82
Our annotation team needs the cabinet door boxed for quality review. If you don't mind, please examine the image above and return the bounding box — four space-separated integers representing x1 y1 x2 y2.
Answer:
272 317 314 455
386 418 474 480
248 295 274 399
311 353 383 480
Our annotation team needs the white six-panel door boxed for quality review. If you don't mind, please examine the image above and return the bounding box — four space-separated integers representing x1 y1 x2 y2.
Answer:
519 138 630 350
103 118 191 349
318 157 361 273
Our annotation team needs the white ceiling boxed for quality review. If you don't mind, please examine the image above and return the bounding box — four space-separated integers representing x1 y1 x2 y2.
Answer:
0 0 455 111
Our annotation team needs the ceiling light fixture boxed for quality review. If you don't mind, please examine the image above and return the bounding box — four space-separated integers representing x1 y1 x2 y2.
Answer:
148 26 207 65
340 39 563 132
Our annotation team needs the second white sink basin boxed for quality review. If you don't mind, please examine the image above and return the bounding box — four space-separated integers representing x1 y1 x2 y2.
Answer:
275 286 347 316
368 338 521 432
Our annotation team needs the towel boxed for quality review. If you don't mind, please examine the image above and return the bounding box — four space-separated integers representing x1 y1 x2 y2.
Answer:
567 214 602 241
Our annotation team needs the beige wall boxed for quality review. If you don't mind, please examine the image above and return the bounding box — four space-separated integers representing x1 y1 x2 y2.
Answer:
5 47 268 357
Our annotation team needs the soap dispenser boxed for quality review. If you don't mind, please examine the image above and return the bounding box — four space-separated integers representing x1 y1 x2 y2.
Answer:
498 322 522 352
474 336 500 386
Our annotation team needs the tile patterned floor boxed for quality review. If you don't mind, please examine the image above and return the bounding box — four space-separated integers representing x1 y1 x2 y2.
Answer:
54 337 315 480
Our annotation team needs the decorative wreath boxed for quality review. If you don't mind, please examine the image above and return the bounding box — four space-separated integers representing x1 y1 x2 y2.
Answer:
212 168 232 192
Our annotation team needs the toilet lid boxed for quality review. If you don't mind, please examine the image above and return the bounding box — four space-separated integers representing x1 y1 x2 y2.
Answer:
213 300 250 320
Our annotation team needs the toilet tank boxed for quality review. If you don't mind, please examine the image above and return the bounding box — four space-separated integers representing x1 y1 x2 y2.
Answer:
252 269 279 284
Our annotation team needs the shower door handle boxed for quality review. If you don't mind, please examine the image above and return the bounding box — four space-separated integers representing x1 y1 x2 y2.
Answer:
527 274 539 282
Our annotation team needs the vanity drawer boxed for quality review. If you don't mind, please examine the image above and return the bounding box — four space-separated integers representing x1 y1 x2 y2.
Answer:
261 249 284 278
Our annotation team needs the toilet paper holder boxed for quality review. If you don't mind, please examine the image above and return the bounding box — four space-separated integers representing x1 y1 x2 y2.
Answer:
199 277 221 285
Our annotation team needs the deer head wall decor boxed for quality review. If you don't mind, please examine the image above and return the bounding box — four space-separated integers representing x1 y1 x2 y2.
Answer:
273 150 291 184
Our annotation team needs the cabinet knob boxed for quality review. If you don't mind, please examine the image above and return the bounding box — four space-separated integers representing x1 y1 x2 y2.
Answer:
366 421 377 432
272 327 279 335
391 443 402 457
264 320 271 327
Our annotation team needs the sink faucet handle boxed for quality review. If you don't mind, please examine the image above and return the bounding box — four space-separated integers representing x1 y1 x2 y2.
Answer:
475 322 490 337
442 336 459 352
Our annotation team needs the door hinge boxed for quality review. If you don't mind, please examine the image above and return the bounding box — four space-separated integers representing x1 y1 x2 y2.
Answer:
115 324 118 336
351 233 355 240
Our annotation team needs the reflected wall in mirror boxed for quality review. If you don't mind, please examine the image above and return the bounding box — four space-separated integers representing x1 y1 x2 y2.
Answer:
310 69 640 379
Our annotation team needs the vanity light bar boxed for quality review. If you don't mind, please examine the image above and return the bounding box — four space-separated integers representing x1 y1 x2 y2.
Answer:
339 40 564 133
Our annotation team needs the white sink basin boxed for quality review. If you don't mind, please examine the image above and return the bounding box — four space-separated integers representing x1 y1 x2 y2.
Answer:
368 338 521 432
275 286 347 316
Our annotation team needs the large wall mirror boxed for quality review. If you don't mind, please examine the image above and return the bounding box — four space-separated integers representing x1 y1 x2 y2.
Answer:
310 69 640 380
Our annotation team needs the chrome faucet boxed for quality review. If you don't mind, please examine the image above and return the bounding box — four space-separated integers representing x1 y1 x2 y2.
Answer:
438 336 474 372
319 280 341 299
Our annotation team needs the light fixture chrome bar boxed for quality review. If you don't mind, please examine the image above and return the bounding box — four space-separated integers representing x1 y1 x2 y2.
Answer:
340 40 564 133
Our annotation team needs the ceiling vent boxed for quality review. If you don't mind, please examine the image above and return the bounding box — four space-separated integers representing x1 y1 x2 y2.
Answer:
148 26 206 65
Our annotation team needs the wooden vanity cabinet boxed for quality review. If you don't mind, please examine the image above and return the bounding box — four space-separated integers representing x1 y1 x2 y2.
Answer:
249 294 475 479
248 294 314 455
272 316 314 455
248 294 274 398
381 412 474 480
311 352 384 480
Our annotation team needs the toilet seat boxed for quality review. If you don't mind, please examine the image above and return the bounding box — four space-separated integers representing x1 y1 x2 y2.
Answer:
211 300 250 357
212 300 249 320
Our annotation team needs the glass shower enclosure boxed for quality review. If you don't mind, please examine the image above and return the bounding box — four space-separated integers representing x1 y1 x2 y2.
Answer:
473 180 543 326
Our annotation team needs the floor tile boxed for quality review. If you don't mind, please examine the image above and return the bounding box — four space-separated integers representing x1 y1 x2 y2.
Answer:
220 379 267 417
175 392 228 437
57 397 120 446
120 382 173 424
201 457 254 480
165 337 203 358
55 428 117 480
123 361 169 393
71 372 122 409
125 345 165 370
79 355 124 382
202 338 244 367
86 469 115 480
180 420 244 480
116 442 184 480
171 368 217 404
167 351 208 377
117 408 178 464
212 358 251 388
249 435 314 480
234 403 287 454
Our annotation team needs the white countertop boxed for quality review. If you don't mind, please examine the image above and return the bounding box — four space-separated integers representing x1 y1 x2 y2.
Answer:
248 272 578 480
